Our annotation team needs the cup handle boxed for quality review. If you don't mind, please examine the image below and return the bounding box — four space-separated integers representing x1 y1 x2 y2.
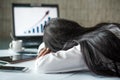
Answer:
9 42 12 49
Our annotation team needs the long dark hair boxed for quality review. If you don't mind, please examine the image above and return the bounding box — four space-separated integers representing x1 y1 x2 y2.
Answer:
43 18 105 52
43 18 86 52
80 30 120 77
43 18 120 77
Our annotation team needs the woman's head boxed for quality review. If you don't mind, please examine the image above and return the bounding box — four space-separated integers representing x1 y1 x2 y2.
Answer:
43 18 85 52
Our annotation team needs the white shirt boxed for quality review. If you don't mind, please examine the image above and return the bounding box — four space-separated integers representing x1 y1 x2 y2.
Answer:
34 42 88 73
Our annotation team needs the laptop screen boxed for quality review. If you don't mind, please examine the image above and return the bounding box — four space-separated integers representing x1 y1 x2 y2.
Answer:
12 3 59 47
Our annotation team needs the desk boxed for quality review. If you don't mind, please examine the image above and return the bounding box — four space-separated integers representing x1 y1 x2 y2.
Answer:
0 49 120 80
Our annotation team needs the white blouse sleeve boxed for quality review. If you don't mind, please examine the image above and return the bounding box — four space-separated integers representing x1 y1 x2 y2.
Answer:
37 42 45 54
35 43 88 73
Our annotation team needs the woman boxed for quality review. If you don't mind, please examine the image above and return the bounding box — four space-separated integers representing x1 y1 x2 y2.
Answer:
35 18 120 77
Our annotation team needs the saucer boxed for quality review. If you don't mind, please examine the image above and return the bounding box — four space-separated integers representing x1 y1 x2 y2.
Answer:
9 47 25 53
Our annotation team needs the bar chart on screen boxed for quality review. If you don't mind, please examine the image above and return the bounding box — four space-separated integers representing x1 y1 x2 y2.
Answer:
14 6 58 37
24 16 51 35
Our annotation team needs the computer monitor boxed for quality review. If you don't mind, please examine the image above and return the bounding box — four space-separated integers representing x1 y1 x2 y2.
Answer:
12 3 59 48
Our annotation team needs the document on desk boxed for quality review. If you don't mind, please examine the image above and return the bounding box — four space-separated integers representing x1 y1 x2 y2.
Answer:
0 65 29 72
0 49 37 64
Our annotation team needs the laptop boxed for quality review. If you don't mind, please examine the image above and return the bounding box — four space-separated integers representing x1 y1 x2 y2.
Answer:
12 3 59 48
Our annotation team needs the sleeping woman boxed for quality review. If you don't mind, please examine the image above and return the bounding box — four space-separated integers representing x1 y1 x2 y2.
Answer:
35 18 120 77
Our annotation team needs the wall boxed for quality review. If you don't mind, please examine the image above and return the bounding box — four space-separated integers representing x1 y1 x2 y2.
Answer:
0 0 120 40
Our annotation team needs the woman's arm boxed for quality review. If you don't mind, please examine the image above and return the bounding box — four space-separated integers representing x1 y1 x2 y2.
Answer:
35 43 88 73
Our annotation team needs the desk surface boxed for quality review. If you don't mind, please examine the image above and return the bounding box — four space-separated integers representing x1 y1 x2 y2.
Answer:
0 49 120 80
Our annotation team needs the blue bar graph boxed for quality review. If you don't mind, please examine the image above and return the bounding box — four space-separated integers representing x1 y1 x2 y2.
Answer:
37 26 39 33
41 24 44 33
28 30 31 33
32 28 35 33
48 17 51 21
44 21 47 26
24 17 51 34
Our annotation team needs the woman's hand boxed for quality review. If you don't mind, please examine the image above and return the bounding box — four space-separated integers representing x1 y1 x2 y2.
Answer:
37 48 51 58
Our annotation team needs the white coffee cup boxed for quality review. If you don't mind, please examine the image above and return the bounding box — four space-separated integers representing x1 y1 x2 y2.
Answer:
9 40 23 52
